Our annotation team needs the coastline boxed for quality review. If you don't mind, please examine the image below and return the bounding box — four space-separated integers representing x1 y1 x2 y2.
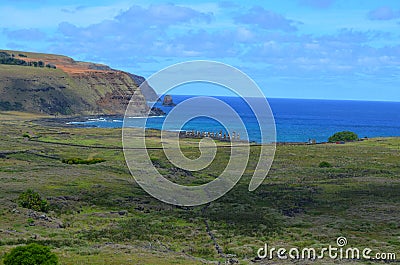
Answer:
34 114 123 128
26 114 396 146
0 109 392 145
7 96 399 144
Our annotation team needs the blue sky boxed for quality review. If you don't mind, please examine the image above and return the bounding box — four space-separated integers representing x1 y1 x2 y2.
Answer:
0 0 399 101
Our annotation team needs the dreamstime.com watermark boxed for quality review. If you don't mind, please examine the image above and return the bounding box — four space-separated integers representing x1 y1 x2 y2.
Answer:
257 237 397 261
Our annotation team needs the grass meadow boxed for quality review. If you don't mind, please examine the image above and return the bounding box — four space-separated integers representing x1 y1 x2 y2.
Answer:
0 112 399 264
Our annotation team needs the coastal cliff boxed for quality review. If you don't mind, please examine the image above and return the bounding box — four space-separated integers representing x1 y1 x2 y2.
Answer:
0 50 154 116
128 74 159 102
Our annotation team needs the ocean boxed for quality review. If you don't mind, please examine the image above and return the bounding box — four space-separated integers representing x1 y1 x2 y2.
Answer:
69 95 400 143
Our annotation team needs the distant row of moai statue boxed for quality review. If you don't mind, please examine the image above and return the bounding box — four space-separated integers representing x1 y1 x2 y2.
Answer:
180 130 241 141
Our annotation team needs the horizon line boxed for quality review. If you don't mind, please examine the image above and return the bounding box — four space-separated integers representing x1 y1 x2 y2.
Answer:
155 94 400 103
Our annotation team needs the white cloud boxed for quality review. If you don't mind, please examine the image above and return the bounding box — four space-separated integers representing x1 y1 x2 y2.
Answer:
0 3 128 28
234 6 300 32
3 28 46 41
368 6 400 21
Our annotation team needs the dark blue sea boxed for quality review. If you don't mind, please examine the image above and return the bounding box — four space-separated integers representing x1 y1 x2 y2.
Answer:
69 96 400 143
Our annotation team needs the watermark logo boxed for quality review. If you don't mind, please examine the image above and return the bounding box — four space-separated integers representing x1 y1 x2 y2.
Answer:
122 61 276 206
336 236 347 247
257 237 397 261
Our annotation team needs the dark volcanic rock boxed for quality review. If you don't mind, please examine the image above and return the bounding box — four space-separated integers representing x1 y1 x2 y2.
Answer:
162 95 175 106
150 107 165 116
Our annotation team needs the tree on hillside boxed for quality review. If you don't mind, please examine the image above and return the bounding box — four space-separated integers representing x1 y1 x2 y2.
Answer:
17 189 49 212
328 131 358 142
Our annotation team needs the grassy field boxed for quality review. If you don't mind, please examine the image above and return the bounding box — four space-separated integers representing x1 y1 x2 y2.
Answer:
0 111 399 264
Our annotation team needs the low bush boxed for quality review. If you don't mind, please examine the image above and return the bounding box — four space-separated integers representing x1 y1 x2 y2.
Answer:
3 243 58 265
17 189 49 212
61 157 106 165
0 101 23 111
319 161 332 168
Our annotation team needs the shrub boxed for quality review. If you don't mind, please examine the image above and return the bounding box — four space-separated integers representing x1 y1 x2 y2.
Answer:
319 161 332 168
0 51 10 58
27 218 35 226
328 131 358 143
0 101 24 111
45 63 57 69
0 51 27 66
17 189 49 212
3 243 58 265
61 157 106 165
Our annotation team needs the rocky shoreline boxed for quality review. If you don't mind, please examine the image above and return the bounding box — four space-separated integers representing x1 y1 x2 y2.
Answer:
34 107 166 128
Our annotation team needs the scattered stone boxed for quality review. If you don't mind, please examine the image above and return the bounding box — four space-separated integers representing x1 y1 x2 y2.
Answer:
135 206 144 211
28 210 38 219
118 210 128 216
108 210 128 216
25 210 63 228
